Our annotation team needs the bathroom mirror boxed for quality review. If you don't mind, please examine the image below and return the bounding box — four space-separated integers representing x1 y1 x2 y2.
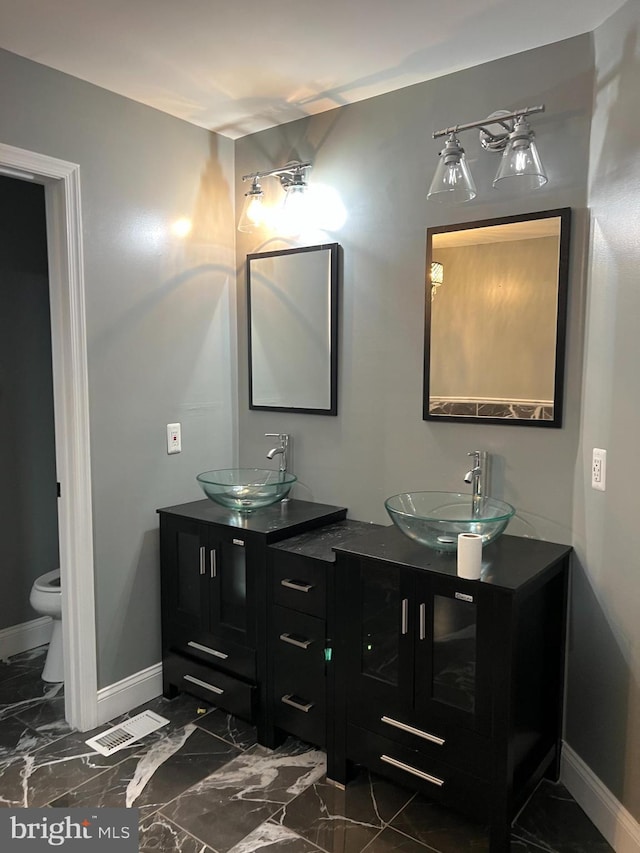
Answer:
424 208 571 427
247 243 340 414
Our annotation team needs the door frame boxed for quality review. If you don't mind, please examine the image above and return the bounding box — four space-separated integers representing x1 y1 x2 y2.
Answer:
0 142 98 731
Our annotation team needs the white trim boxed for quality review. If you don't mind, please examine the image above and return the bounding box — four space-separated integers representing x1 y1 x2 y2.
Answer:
562 742 640 853
96 663 163 726
0 618 53 660
0 142 97 732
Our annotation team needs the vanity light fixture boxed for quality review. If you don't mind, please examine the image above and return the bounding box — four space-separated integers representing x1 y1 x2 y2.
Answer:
427 105 547 202
430 261 443 301
238 161 312 233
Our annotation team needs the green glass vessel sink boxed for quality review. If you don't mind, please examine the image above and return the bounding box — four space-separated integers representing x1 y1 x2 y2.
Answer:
384 491 515 552
196 468 297 512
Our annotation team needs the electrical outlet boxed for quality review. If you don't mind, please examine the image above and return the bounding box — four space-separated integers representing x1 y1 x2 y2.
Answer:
592 448 606 491
167 423 181 455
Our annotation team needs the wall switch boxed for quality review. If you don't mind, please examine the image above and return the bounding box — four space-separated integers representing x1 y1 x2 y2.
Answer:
592 448 606 491
167 423 181 455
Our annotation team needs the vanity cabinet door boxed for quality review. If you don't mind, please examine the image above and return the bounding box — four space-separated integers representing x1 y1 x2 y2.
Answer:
413 574 493 735
160 516 209 640
344 556 414 719
207 531 254 649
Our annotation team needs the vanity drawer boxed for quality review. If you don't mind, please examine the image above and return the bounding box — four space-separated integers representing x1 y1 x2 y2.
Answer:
273 689 326 747
350 703 492 779
271 551 327 618
164 653 255 721
272 606 326 679
346 724 489 822
166 625 256 681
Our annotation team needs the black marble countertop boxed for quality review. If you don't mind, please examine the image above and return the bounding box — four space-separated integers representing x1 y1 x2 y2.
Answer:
157 498 347 537
269 519 386 562
333 526 572 592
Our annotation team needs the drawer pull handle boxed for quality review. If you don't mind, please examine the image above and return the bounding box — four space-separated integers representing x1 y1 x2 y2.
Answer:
279 633 312 650
380 754 444 787
199 546 206 576
183 674 224 695
281 694 314 713
419 603 426 641
210 549 217 578
381 716 445 746
281 579 314 593
187 641 228 660
401 598 409 635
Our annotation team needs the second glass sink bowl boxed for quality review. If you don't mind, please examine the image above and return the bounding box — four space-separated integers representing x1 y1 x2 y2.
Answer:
385 491 515 552
197 468 297 512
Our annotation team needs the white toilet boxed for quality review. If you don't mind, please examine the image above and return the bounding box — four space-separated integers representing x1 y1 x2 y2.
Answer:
29 569 63 683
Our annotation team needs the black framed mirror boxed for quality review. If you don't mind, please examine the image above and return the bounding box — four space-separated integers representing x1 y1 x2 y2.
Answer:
424 208 571 427
247 243 340 415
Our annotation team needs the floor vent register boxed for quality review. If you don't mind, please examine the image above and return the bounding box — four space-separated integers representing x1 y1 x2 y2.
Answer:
85 710 169 756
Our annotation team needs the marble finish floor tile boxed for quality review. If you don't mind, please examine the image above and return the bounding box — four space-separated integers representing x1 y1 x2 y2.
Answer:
276 771 416 853
50 725 240 819
0 715 51 759
160 739 326 853
227 819 323 853
389 793 490 853
0 672 63 722
195 708 258 751
512 781 614 852
15 695 71 742
140 811 217 852
362 826 441 853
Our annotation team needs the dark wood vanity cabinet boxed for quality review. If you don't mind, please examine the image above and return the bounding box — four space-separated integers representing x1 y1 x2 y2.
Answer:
158 498 346 740
331 528 571 853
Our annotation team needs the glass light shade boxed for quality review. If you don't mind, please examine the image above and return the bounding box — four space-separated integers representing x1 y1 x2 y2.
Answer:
277 181 311 236
427 135 477 203
238 184 264 232
493 121 547 190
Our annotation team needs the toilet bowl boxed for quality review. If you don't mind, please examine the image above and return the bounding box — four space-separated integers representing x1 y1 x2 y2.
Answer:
29 569 63 683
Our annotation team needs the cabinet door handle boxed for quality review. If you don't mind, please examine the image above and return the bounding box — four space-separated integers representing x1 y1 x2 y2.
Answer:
401 598 409 635
210 549 217 578
187 641 228 660
380 755 444 787
380 715 445 746
281 579 313 593
419 602 426 640
183 674 224 695
279 632 312 650
281 694 314 713
199 546 206 575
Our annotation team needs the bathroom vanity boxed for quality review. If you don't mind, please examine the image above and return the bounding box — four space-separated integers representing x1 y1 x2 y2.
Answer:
157 497 346 741
158 499 570 853
330 525 571 853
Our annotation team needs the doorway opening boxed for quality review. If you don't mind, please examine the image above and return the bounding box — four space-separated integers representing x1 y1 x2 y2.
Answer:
0 142 97 731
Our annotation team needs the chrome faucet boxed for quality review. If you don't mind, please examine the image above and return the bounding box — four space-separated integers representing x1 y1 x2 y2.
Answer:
464 450 489 518
265 433 290 474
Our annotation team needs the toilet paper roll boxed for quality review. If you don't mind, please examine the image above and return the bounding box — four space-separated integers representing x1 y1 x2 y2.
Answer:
457 532 483 579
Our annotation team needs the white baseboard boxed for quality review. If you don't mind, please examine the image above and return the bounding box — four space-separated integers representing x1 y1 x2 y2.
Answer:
562 742 640 853
95 662 163 726
0 617 53 660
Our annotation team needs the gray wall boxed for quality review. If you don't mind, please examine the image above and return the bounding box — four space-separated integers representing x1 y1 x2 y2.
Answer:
0 48 237 688
235 34 592 548
568 0 640 819
0 176 59 630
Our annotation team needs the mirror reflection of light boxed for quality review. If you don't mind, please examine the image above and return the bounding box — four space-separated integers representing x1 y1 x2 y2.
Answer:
171 217 193 238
